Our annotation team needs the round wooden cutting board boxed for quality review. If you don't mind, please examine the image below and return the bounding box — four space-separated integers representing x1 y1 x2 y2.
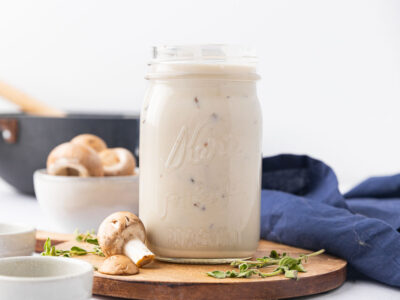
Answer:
36 232 346 300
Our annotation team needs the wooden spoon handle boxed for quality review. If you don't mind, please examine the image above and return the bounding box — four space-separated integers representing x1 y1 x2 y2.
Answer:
0 80 66 117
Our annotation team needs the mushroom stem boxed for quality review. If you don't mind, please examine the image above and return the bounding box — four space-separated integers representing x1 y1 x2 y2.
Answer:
124 238 154 267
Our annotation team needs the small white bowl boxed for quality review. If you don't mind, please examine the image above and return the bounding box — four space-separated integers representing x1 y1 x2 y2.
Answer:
0 256 93 300
34 169 139 233
0 223 36 258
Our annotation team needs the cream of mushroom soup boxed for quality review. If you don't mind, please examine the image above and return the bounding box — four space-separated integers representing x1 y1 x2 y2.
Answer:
140 45 262 261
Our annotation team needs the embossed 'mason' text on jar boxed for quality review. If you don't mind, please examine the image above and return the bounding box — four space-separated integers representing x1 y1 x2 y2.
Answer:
139 45 262 261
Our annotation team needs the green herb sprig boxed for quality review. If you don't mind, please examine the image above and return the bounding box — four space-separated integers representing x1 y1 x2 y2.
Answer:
207 249 324 280
41 237 104 257
74 229 99 245
41 238 89 257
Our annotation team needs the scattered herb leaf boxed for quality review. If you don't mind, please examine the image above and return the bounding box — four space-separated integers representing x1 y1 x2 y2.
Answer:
207 270 227 279
70 246 88 256
74 229 99 245
93 245 105 257
207 249 325 280
41 237 104 257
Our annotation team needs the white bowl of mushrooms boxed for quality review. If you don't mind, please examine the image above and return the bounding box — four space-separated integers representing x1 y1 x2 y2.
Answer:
34 134 139 233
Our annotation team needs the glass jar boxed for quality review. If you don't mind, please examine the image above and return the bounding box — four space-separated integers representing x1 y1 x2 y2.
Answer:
139 45 262 262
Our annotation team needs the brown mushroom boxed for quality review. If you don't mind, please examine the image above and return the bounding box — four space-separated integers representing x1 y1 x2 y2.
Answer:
97 212 154 267
71 134 107 153
47 142 104 177
98 255 139 275
99 148 136 176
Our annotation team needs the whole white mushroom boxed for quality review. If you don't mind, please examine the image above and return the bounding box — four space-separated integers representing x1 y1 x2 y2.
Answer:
46 142 104 177
71 133 107 153
97 212 154 267
99 148 136 176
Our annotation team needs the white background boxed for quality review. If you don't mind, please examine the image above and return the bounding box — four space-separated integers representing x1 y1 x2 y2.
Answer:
0 0 399 188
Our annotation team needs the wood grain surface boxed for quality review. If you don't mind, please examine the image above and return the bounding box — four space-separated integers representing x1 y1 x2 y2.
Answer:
36 231 346 300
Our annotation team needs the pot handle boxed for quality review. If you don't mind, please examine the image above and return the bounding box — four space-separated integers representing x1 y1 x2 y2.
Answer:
0 119 18 144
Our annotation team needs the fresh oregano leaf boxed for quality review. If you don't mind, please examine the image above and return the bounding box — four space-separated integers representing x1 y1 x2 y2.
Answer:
226 270 239 278
284 269 298 279
70 246 88 256
294 264 306 272
86 238 99 246
74 229 99 245
270 250 280 259
93 246 105 257
207 271 227 279
238 270 258 278
239 263 249 272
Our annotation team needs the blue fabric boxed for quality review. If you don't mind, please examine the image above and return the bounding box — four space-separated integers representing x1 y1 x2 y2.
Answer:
260 154 400 287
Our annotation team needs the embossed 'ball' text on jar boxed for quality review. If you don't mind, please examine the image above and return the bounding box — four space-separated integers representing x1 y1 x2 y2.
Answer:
139 45 262 263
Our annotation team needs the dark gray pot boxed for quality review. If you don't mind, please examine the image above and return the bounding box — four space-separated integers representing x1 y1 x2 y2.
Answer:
0 113 140 195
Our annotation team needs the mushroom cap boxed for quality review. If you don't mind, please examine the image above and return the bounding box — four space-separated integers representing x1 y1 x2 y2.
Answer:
98 255 139 275
99 148 136 176
71 133 107 153
97 211 146 257
47 142 104 177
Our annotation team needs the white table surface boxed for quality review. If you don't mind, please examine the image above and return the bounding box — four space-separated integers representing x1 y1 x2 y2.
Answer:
0 179 398 300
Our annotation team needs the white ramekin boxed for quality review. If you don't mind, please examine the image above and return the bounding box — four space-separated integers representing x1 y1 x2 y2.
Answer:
0 223 36 258
0 256 93 300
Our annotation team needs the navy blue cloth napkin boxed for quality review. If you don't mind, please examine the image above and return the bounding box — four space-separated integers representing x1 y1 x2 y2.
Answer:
260 154 400 287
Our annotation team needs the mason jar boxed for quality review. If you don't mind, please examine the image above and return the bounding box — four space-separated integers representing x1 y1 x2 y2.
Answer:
139 45 262 262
